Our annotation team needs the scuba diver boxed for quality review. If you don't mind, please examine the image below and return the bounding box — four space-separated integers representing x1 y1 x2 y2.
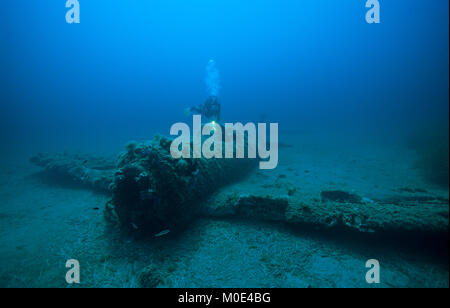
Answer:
185 95 221 123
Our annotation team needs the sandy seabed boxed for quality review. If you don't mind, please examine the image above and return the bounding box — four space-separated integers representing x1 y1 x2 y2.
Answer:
0 133 448 288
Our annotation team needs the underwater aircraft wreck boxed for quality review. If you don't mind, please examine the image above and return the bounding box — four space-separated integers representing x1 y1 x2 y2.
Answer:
30 132 449 249
105 135 258 235
29 59 449 248
31 134 258 236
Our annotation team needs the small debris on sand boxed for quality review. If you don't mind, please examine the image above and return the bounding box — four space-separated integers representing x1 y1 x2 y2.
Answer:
154 229 170 237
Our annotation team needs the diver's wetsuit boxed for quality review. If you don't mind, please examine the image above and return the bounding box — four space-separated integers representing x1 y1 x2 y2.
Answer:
190 95 221 122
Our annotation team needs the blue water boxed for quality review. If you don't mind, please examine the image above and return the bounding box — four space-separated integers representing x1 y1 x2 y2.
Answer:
0 1 448 288
0 0 448 155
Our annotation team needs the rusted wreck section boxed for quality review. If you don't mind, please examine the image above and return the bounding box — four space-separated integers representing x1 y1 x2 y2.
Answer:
104 135 257 235
31 135 258 235
30 152 115 193
30 136 449 245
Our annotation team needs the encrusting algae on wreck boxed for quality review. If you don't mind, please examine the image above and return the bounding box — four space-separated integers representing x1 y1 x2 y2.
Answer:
104 134 258 235
30 134 449 246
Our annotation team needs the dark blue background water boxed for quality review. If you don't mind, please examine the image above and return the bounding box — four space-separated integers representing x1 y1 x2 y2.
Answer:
1 0 448 156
